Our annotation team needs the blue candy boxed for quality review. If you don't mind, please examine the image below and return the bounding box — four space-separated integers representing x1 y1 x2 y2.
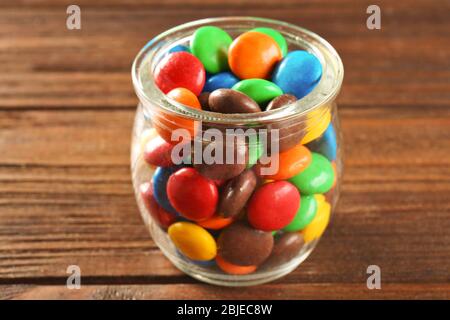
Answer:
152 166 181 215
203 71 239 92
306 124 337 161
272 50 322 99
168 45 190 54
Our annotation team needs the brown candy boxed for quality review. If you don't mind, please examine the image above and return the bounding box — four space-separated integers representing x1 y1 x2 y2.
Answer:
198 92 211 111
193 137 248 180
209 89 261 114
263 232 304 268
218 169 257 218
266 94 305 152
218 222 274 266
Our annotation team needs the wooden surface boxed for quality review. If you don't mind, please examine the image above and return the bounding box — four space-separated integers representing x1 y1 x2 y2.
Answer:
0 0 449 300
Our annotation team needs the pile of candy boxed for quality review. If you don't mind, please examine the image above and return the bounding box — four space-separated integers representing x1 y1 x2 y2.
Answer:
138 26 338 275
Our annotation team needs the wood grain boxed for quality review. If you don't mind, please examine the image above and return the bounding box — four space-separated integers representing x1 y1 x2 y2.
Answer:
0 0 449 299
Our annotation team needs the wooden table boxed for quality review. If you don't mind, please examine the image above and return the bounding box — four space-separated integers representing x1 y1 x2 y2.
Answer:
1 0 449 300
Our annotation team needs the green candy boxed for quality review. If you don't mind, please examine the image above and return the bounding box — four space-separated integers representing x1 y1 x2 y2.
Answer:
247 139 264 168
283 195 317 232
289 153 335 195
190 26 232 74
232 79 283 105
252 27 288 56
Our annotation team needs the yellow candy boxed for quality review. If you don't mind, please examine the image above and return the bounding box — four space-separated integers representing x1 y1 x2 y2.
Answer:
314 194 326 205
301 199 331 243
168 222 217 261
301 109 331 144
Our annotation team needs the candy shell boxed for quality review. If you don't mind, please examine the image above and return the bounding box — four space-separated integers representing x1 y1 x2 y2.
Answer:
167 167 218 221
216 255 257 275
252 27 288 56
289 152 335 195
208 88 261 113
306 123 337 161
168 44 190 54
263 232 304 268
247 181 300 231
168 222 217 261
197 215 234 230
152 166 182 215
155 87 201 144
203 72 239 92
272 50 322 99
255 143 311 180
154 52 205 96
232 79 283 105
283 194 317 232
218 222 273 266
301 199 331 243
143 135 174 167
228 31 282 79
301 109 331 144
140 182 176 229
191 26 233 74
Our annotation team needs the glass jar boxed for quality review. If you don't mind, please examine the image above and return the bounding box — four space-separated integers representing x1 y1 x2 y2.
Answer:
131 17 344 286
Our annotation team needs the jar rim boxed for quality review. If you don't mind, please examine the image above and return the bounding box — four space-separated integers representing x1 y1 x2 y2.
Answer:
131 16 344 125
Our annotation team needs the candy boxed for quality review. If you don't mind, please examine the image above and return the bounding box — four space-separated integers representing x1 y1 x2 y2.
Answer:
191 26 233 74
266 93 297 111
255 143 311 180
283 194 317 232
198 92 211 111
140 182 176 229
251 27 288 56
168 44 191 54
208 89 261 113
232 79 283 105
168 222 217 261
216 255 257 275
155 87 201 144
218 169 257 218
154 52 205 96
152 166 181 215
167 167 218 221
301 199 331 243
193 138 248 180
289 152 335 195
272 50 322 99
203 72 239 92
247 181 300 231
263 232 304 268
306 123 337 161
247 140 264 168
301 108 331 144
218 222 273 266
228 31 282 79
143 135 174 167
197 215 234 230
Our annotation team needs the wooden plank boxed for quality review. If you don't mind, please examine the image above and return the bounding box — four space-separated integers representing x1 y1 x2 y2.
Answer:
1 283 449 300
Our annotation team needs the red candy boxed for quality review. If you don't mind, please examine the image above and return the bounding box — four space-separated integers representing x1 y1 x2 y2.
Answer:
143 135 174 167
154 52 205 96
247 181 300 231
167 167 218 221
140 182 176 229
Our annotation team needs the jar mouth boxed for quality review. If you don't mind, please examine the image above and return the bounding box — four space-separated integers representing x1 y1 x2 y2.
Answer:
131 16 344 125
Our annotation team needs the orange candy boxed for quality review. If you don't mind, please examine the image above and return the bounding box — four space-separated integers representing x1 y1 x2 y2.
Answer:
228 31 282 79
255 143 312 180
154 87 201 144
197 215 233 230
216 255 257 275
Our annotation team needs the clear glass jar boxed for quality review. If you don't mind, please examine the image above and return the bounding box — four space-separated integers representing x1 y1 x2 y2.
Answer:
131 17 344 286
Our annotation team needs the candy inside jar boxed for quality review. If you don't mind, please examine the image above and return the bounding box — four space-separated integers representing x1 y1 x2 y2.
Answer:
131 17 343 286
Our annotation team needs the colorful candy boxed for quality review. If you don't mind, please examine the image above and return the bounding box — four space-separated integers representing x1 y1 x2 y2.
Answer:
272 50 322 99
191 26 233 74
152 166 181 215
168 222 217 261
251 27 288 57
232 79 283 105
306 123 337 161
283 194 317 232
218 222 273 266
301 198 331 243
143 135 174 167
208 89 261 113
154 52 205 96
140 182 177 229
263 232 304 268
167 167 218 221
228 31 282 79
289 152 335 195
247 181 300 231
216 255 257 275
203 72 239 92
